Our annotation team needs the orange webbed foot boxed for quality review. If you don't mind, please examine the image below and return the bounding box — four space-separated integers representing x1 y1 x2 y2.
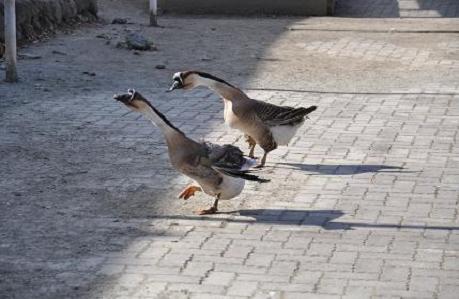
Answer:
178 185 201 200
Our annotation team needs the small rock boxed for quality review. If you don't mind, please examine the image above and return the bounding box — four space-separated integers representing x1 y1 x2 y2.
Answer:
82 71 96 76
116 41 125 49
112 18 128 24
18 53 42 60
124 33 156 51
155 64 166 70
96 33 111 40
52 50 67 56
133 51 141 55
200 57 213 62
210 27 216 31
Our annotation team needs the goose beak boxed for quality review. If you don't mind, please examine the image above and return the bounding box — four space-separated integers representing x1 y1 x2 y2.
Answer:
113 89 136 103
167 80 183 92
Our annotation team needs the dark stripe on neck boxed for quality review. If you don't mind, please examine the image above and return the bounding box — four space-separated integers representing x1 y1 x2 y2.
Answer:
194 71 236 88
144 100 183 134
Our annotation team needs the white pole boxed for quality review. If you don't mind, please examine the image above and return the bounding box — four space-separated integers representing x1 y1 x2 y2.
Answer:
4 0 18 82
149 0 158 27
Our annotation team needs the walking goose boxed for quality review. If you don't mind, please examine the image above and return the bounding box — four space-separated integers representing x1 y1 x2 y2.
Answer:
168 71 317 167
113 89 268 214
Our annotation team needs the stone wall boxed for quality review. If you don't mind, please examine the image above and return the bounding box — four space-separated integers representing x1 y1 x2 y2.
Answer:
0 0 98 44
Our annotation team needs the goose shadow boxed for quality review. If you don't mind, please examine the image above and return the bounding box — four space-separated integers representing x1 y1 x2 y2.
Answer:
275 163 414 175
229 209 459 231
157 209 459 231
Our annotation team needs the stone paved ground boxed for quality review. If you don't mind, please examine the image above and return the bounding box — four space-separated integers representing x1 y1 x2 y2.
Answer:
335 0 459 18
1 1 459 298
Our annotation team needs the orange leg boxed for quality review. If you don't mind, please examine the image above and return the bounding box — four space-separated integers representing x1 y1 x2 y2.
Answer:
255 151 268 168
197 197 219 215
178 185 202 200
248 144 256 159
245 135 257 158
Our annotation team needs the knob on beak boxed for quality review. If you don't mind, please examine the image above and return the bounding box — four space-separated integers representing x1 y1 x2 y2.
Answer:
113 89 136 103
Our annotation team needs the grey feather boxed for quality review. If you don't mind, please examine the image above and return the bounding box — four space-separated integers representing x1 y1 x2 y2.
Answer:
252 100 317 127
201 142 267 182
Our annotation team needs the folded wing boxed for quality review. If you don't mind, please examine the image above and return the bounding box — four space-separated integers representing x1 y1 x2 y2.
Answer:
202 142 269 183
252 99 317 127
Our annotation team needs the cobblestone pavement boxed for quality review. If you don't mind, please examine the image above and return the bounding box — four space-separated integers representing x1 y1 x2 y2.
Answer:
1 1 459 298
335 0 459 18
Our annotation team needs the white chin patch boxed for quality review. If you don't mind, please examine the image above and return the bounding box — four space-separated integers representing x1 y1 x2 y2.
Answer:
173 72 181 80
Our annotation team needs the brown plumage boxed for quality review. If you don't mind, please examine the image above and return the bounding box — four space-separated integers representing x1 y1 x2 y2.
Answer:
169 71 317 167
114 89 267 214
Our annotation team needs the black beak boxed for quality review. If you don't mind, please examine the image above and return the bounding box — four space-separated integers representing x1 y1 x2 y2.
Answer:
167 80 183 92
113 89 136 103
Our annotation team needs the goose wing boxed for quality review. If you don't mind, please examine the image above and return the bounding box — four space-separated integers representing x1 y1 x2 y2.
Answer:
252 99 317 127
201 142 269 182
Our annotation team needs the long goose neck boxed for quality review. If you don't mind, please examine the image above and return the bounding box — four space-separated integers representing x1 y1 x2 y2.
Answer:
197 76 247 101
139 102 183 139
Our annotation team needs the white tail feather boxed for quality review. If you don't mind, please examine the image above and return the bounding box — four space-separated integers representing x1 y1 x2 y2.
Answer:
241 157 257 171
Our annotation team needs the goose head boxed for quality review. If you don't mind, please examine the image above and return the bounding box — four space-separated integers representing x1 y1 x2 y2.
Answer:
113 89 149 112
168 71 232 92
168 71 198 91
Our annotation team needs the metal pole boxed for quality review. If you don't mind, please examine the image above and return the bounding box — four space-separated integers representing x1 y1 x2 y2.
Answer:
149 0 158 27
4 0 18 82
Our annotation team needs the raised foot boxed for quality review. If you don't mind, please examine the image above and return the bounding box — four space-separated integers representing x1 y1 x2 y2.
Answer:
178 185 201 200
196 207 218 215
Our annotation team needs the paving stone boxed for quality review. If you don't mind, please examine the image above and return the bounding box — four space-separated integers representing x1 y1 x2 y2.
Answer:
131 282 167 297
167 283 225 294
203 271 236 286
181 261 214 276
245 253 276 267
237 274 290 283
227 281 258 297
291 271 322 284
268 261 298 275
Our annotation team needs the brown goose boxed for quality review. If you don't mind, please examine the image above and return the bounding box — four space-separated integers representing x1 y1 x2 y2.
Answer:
113 89 268 214
169 71 317 167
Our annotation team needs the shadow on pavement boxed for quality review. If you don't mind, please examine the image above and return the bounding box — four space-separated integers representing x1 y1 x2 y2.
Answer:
157 209 459 231
276 163 410 175
237 209 459 231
